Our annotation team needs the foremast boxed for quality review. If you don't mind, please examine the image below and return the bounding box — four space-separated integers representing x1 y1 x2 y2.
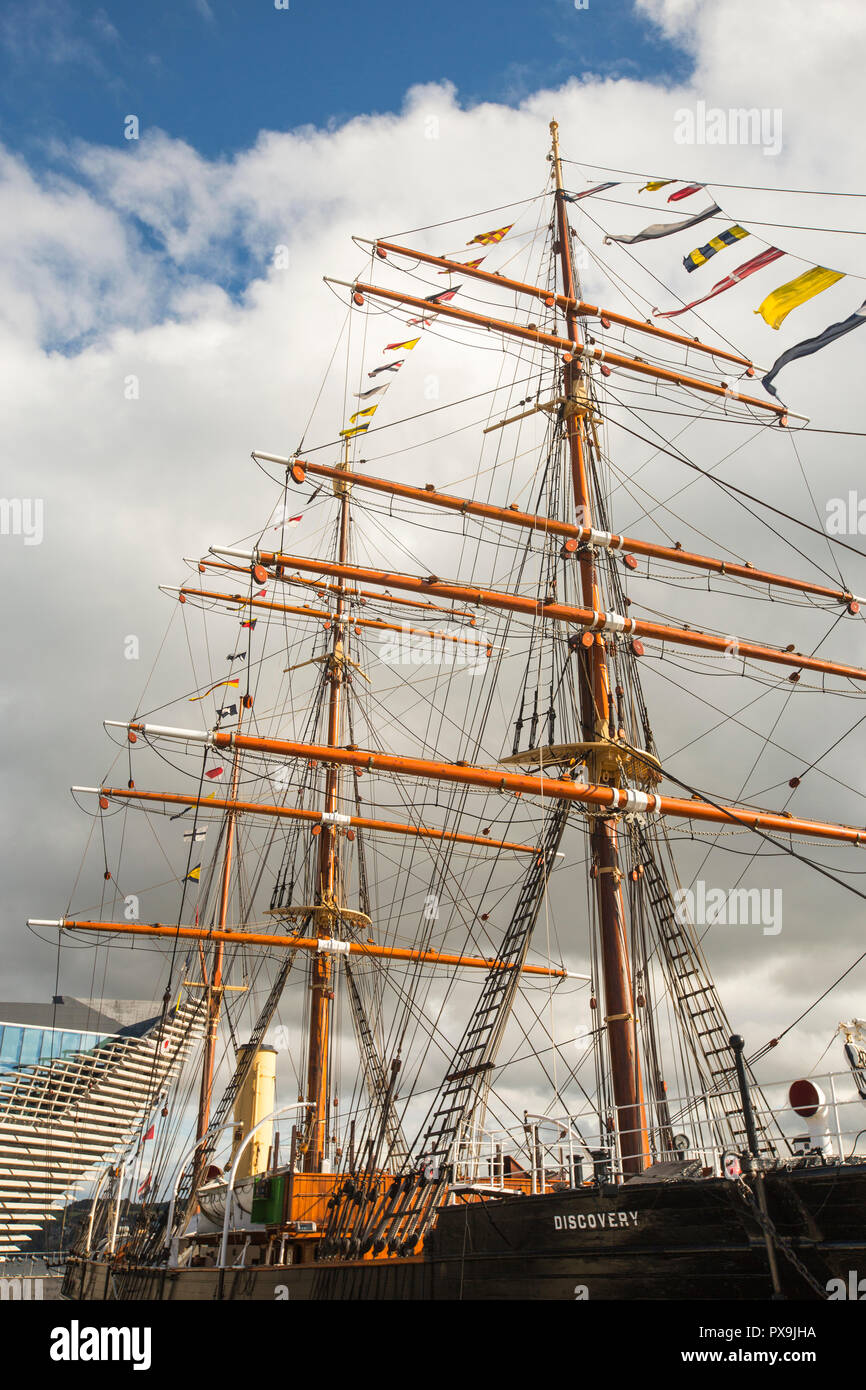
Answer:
304 442 354 1172
198 439 356 1177
549 120 649 1175
195 700 246 1151
180 442 355 1182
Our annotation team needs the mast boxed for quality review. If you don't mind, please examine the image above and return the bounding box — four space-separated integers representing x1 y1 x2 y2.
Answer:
195 702 245 1144
549 119 650 1175
304 440 352 1171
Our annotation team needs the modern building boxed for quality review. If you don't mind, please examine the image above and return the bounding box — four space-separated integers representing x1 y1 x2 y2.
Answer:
0 995 205 1258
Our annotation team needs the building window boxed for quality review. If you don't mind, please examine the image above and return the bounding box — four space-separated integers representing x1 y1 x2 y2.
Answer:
18 1028 43 1067
59 1032 83 1060
0 1027 23 1070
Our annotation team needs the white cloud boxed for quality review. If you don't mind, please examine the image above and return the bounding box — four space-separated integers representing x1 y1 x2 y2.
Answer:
5 1 866 1106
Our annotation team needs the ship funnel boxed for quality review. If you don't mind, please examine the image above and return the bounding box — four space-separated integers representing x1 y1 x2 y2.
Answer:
231 1045 278 1181
788 1078 833 1155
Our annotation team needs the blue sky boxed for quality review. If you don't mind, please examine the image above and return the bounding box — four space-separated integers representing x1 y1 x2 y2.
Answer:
0 0 691 161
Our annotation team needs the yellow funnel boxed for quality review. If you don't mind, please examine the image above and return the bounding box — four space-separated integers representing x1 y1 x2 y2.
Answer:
231 1044 277 1181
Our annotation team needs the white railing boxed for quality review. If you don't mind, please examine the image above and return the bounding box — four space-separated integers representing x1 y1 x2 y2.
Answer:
218 1102 314 1270
451 1069 866 1193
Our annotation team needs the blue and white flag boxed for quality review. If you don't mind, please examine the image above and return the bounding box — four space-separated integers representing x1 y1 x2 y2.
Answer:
762 299 866 398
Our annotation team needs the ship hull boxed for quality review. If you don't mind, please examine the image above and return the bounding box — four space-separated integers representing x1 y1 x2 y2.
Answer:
62 1163 866 1301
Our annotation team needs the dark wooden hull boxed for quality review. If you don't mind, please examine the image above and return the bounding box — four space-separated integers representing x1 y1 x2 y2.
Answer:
63 1163 866 1301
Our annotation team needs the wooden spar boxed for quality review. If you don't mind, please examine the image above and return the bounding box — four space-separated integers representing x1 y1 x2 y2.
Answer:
371 238 758 372
40 919 579 979
261 453 860 610
119 724 866 846
550 118 648 1175
233 549 866 684
90 785 540 854
172 585 492 648
342 280 788 418
198 559 479 620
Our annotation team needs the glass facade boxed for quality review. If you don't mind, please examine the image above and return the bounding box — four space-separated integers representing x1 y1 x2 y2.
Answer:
0 1023 111 1073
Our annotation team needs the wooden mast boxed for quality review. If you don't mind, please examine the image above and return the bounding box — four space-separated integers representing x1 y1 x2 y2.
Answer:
195 701 245 1147
303 440 352 1172
550 119 649 1175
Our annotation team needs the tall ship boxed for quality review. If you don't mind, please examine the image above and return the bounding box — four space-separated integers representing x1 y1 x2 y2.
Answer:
26 123 866 1300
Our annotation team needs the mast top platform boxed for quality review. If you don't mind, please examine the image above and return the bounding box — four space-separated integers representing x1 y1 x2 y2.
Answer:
499 741 663 790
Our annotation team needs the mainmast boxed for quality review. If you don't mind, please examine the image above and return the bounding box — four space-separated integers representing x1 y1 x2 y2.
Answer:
304 441 353 1171
549 119 650 1175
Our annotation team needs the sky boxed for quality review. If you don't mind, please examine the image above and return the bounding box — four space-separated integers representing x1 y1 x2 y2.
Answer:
0 0 691 161
2 0 866 1122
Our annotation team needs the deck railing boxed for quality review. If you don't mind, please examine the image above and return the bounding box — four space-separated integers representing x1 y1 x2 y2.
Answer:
451 1069 866 1193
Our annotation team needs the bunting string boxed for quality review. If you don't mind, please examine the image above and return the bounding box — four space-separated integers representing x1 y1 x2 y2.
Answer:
338 222 518 438
568 173 863 404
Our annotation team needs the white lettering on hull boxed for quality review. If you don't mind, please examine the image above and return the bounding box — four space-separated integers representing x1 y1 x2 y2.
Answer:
553 1210 639 1231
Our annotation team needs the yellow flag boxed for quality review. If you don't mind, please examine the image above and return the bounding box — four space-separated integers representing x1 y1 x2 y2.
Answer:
339 423 369 439
349 404 379 425
755 266 844 331
639 179 673 193
189 677 239 703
